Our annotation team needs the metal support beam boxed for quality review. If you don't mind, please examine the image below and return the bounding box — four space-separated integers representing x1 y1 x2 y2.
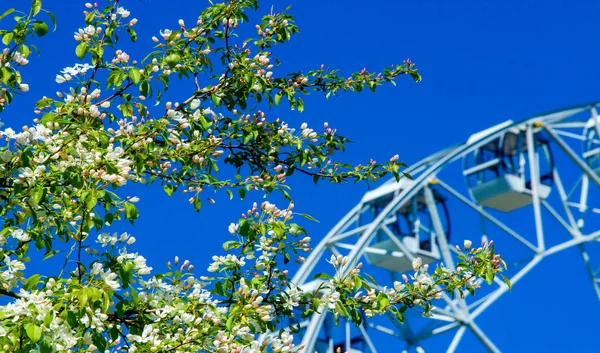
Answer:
357 322 378 353
469 321 501 353
447 325 467 353
552 168 579 230
578 244 600 300
543 125 600 187
436 179 538 252
526 123 545 251
423 186 469 315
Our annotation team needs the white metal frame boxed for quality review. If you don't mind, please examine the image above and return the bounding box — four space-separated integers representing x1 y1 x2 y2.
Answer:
277 103 600 353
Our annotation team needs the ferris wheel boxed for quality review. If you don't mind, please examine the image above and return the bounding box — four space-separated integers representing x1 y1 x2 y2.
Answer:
289 103 600 353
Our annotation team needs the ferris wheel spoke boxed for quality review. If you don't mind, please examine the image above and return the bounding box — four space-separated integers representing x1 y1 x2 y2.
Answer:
327 223 372 243
579 175 590 219
551 168 579 229
447 324 467 353
356 322 378 353
436 179 538 252
543 230 600 256
540 199 579 238
549 128 587 140
468 321 501 353
327 243 343 257
543 125 600 187
577 243 600 301
526 123 546 251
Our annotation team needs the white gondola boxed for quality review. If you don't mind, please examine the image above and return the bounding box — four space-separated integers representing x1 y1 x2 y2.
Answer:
583 111 600 176
359 180 450 273
463 122 554 212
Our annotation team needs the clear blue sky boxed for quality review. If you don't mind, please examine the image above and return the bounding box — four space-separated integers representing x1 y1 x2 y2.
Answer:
5 0 600 352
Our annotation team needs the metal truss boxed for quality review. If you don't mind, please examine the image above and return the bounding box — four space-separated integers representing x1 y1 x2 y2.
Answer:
284 103 600 352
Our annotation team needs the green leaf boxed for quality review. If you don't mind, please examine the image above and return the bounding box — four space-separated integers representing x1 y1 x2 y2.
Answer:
485 272 494 285
140 81 150 97
86 192 97 211
193 197 202 212
274 92 282 106
2 32 13 46
31 185 44 205
238 219 249 236
24 274 41 290
238 187 246 200
223 241 241 251
501 274 512 291
163 184 175 196
67 311 77 327
42 250 60 261
0 8 15 21
165 53 180 68
124 203 139 224
92 332 107 352
312 273 330 280
226 311 236 330
85 11 95 25
120 102 133 118
467 286 475 296
64 166 84 188
46 10 57 30
297 97 304 112
297 213 319 223
409 70 422 82
120 262 134 289
75 42 87 60
31 0 42 16
24 323 42 343
129 68 141 85
130 286 139 304
214 281 225 296
40 341 52 353
33 20 48 37
43 310 53 327
212 94 222 106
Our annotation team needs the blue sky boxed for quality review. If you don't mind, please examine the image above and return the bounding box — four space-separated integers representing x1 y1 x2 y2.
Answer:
5 0 600 352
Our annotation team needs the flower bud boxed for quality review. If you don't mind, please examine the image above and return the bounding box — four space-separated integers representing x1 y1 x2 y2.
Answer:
412 257 422 271
464 239 472 250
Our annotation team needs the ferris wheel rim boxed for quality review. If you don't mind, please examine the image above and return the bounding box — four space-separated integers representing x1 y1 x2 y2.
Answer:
291 102 600 353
